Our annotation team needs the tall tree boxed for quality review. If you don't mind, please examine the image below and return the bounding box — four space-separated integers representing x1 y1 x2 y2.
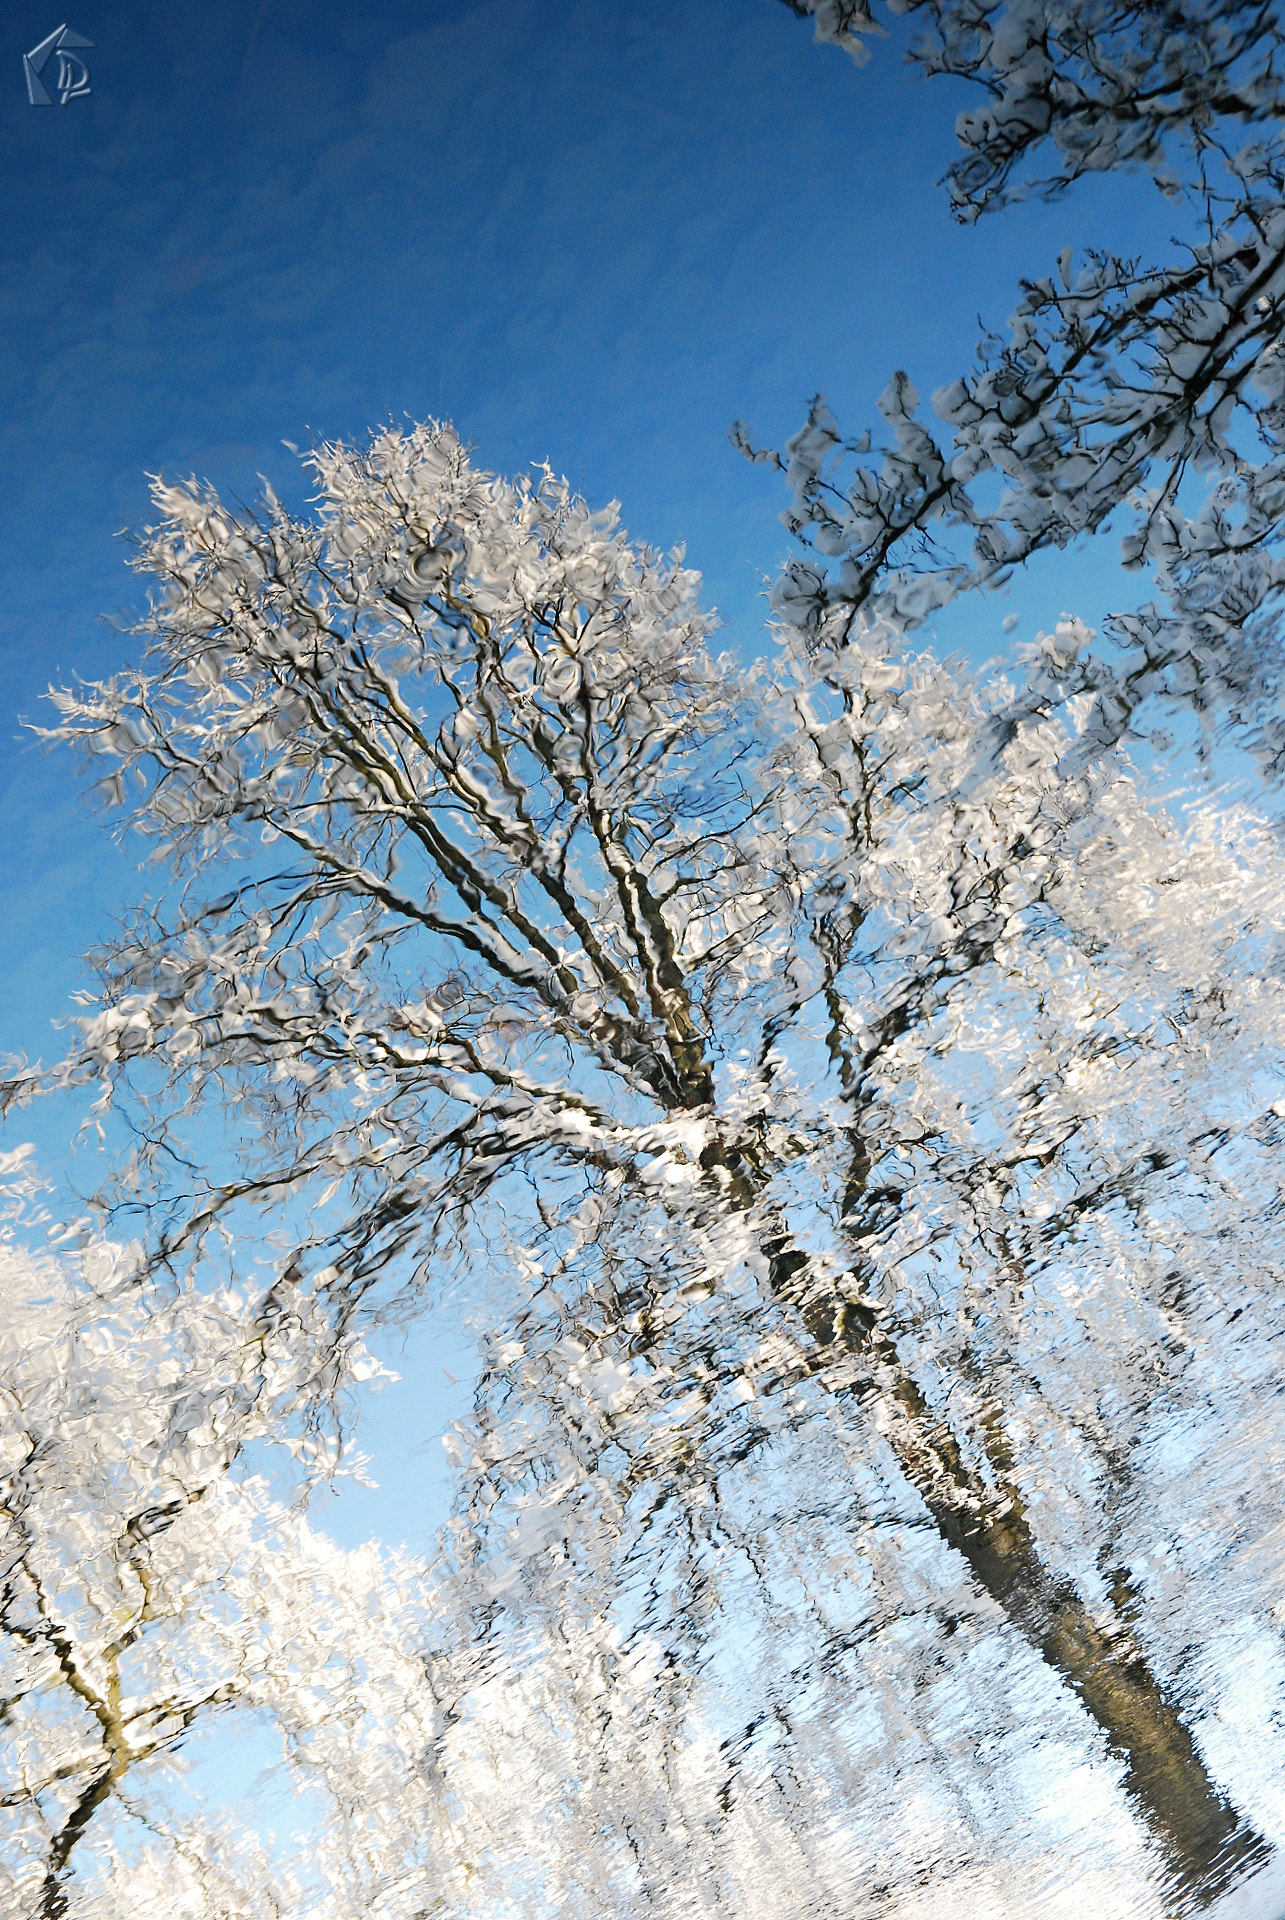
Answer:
6 415 1284 1910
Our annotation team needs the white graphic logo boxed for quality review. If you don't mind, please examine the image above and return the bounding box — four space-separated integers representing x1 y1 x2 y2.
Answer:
24 23 93 106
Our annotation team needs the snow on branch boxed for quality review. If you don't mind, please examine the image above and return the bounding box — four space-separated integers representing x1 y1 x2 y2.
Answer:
780 0 1285 218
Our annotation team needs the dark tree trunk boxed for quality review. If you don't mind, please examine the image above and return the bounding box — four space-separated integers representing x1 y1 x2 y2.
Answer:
875 1359 1271 1908
751 1200 1274 1909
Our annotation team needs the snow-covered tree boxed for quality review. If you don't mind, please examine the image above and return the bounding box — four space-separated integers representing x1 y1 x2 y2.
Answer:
780 2 1285 217
6 3 1285 1911
754 1 1285 790
4 405 1284 1910
0 1151 458 1919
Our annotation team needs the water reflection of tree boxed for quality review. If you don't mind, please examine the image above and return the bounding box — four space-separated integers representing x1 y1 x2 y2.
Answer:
9 3 1285 1907
2 402 1276 1909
